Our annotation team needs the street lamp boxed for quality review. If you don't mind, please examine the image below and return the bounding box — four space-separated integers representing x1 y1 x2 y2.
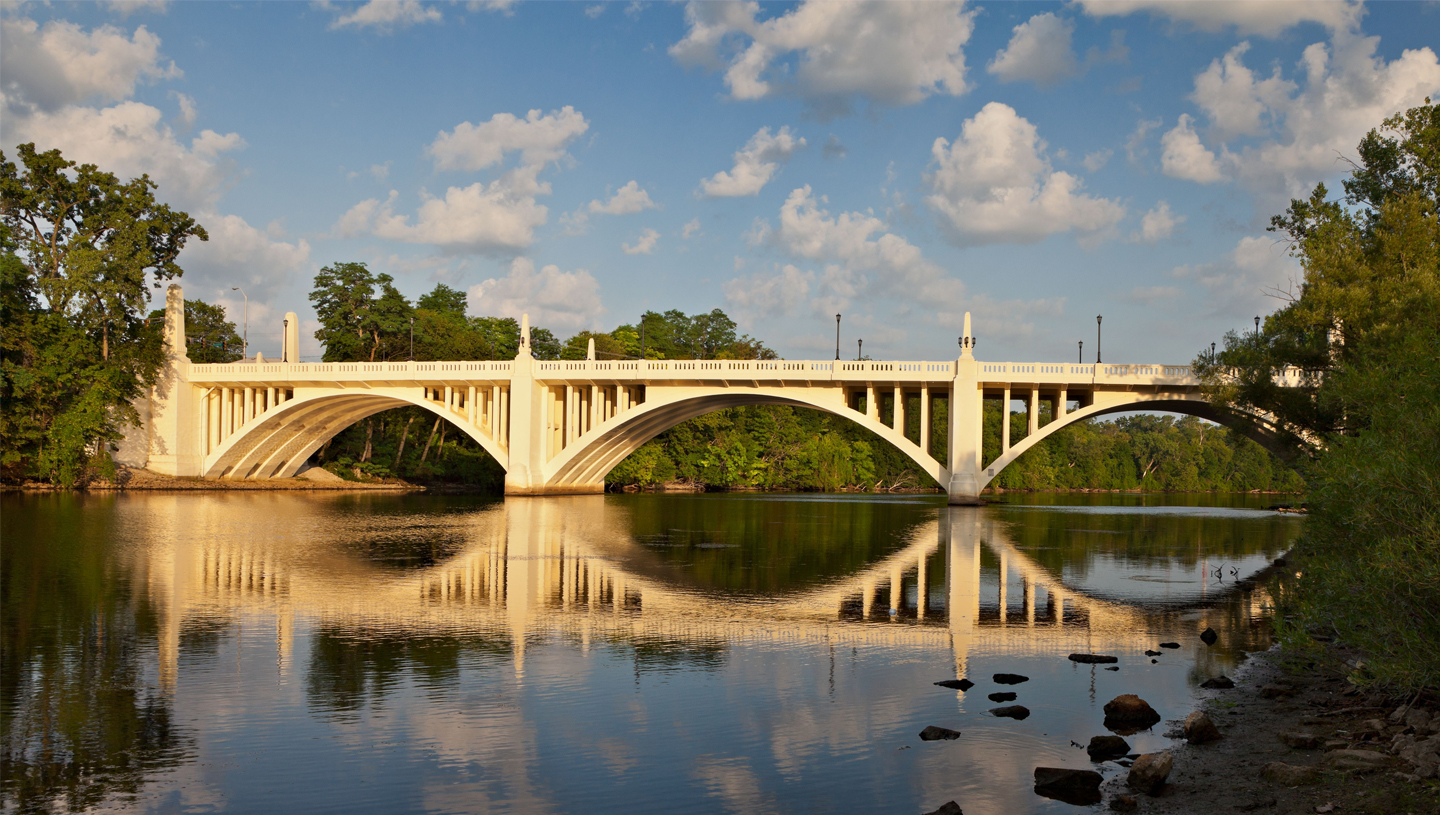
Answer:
1078 341 1083 364
1211 341 1216 361
835 314 841 360
857 338 863 360
231 286 248 358
1096 315 1103 364
1255 315 1261 336
409 316 415 361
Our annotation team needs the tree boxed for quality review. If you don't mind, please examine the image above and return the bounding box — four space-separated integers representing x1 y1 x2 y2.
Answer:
146 300 242 363
1 144 206 485
560 330 627 360
416 283 468 316
310 262 414 362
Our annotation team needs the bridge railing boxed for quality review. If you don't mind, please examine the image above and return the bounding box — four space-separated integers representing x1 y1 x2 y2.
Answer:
188 360 515 382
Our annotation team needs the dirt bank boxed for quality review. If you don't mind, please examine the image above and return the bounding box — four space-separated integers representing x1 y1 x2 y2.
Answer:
7 466 422 492
1101 646 1440 814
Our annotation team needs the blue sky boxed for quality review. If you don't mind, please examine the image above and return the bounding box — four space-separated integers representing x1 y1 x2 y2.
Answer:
4 1 1438 362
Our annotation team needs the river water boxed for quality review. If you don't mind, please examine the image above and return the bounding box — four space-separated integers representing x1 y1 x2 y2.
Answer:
1 491 1299 815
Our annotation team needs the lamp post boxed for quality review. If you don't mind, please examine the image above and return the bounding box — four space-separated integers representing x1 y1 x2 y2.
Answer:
230 286 248 358
1255 315 1261 337
835 314 841 360
1078 341 1083 363
1096 315 1103 364
409 316 415 361
1211 341 1216 362
857 338 863 360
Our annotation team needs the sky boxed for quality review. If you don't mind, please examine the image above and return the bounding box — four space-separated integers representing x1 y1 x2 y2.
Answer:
3 0 1438 363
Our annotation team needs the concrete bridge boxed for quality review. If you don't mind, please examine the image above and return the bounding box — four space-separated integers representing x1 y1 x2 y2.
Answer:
131 285 1300 503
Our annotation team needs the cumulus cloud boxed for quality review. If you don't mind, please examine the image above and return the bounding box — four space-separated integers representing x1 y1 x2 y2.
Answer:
1160 114 1225 184
1172 235 1300 317
723 264 814 321
588 180 656 215
670 0 975 114
925 102 1126 246
427 107 589 172
1078 0 1362 37
622 228 659 255
178 214 311 302
1083 149 1112 172
1131 201 1184 243
681 218 702 239
327 1 442 31
987 13 1078 88
468 257 604 331
337 166 550 254
1 17 179 112
699 126 805 197
1191 43 1295 141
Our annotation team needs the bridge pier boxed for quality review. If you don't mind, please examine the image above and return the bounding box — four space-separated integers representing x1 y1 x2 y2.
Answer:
947 315 983 505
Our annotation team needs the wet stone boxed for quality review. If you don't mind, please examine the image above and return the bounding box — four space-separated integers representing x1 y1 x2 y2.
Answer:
1158 642 1181 649
993 673 1029 685
1125 751 1173 796
1200 627 1218 645
923 802 963 815
919 725 961 741
1200 676 1235 689
1068 653 1119 664
1104 666 1120 671
988 692 1017 703
1033 767 1103 806
991 705 1031 720
934 679 974 691
1144 650 1162 657
1103 694 1162 734
1183 711 1222 744
1087 735 1131 761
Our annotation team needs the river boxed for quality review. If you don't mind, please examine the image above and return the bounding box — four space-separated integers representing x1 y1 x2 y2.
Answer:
1 491 1300 814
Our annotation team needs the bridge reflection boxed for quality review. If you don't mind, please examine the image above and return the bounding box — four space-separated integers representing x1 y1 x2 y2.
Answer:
123 495 1270 692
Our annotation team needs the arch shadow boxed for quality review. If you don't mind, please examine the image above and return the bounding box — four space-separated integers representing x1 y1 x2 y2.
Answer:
980 396 1293 490
543 390 949 490
203 391 507 479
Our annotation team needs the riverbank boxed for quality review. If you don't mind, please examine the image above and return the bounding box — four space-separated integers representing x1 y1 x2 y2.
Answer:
5 466 422 492
1105 645 1440 814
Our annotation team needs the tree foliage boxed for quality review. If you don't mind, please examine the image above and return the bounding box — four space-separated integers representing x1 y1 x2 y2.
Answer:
1 144 206 485
1198 101 1439 691
145 300 242 363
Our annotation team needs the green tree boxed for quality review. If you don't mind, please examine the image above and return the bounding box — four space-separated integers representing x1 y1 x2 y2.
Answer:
0 144 206 485
415 283 468 316
146 299 242 363
560 330 627 360
309 262 414 362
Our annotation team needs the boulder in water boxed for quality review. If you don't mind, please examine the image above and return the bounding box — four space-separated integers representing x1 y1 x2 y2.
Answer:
1033 767 1103 805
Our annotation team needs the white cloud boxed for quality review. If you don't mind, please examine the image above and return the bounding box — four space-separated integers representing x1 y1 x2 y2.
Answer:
1125 117 1162 164
469 257 604 331
328 1 442 31
987 12 1078 88
723 264 814 320
427 106 589 172
588 180 656 215
1078 0 1363 37
0 17 179 112
1172 235 1300 317
670 0 975 114
622 228 659 255
105 0 172 16
925 102 1126 246
584 5 605 19
1083 149 1112 172
369 161 391 181
1190 42 1295 141
699 126 805 197
1131 201 1184 244
178 214 311 302
1160 114 1225 184
170 90 196 129
681 218 702 239
339 166 550 254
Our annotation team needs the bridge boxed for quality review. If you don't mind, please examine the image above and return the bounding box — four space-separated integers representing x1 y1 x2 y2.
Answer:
129 284 1299 503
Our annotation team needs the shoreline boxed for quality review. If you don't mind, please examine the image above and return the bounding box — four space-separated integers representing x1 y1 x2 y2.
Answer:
1102 644 1440 813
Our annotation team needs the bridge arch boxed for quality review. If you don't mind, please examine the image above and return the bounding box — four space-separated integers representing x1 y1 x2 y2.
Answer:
542 388 948 490
978 395 1292 491
203 390 507 479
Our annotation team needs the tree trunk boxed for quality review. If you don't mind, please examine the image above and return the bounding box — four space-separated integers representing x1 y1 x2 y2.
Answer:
393 416 415 468
436 423 447 460
419 417 441 463
361 419 374 462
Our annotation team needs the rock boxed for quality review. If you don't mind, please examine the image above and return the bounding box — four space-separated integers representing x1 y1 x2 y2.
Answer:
993 673 1029 685
1362 717 1389 733
1126 751 1173 795
1105 666 1120 671
1322 739 1349 752
1278 731 1322 749
1144 650 1162 657
1273 557 1287 566
1259 684 1293 699
1183 711 1222 744
1200 627 1218 645
1103 694 1162 734
1324 749 1395 772
919 725 961 741
1404 708 1433 732
923 802 963 815
1087 735 1131 761
1069 653 1119 664
1260 762 1320 786
1151 659 1158 664
934 679 974 691
1159 642 1181 649
1200 676 1235 689
991 705 1031 720
988 692 1017 702
1033 767 1103 806
1109 793 1138 812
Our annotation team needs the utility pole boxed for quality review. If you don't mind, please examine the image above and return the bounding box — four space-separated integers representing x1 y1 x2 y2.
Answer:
231 286 248 358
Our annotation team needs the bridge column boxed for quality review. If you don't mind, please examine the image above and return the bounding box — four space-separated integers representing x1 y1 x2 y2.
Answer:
1001 386 1011 453
919 385 930 455
946 312 982 504
144 285 204 476
1028 389 1040 436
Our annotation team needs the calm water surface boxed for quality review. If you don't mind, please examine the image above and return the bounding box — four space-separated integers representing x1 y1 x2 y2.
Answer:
2 491 1300 814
